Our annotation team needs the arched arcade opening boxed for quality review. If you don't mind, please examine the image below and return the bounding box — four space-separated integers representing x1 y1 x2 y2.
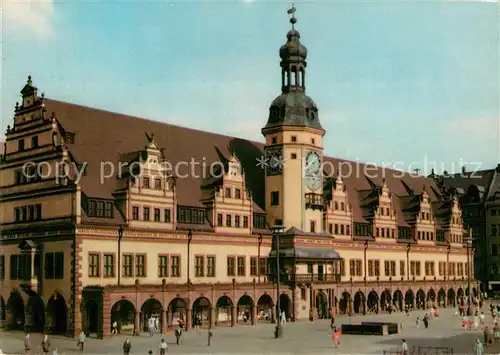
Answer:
416 289 425 309
380 290 391 311
27 296 45 333
339 292 350 314
111 300 135 335
167 298 187 327
237 295 254 324
141 298 162 332
393 290 403 311
447 288 456 307
216 296 233 325
279 294 292 321
438 289 446 307
257 294 273 322
316 292 328 319
7 292 24 331
354 291 365 314
192 297 211 327
46 293 68 335
405 290 414 308
367 291 378 313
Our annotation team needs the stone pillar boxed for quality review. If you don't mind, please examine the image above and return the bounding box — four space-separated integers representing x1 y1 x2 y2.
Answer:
167 310 173 328
186 309 192 330
231 306 237 327
363 299 367 314
251 305 257 325
210 308 216 327
271 304 275 323
412 297 416 309
161 309 167 335
134 312 140 336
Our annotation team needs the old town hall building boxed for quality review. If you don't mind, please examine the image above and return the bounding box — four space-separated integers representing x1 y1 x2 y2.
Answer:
0 12 473 338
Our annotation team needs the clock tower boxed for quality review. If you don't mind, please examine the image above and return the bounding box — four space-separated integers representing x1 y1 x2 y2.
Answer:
262 7 326 232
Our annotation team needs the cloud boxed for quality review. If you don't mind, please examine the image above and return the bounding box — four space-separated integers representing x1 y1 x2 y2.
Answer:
3 0 55 39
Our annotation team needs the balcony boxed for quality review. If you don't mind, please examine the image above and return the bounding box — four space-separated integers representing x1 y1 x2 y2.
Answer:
269 272 341 284
305 193 324 211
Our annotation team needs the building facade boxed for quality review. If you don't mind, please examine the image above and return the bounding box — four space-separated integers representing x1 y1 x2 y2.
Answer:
0 13 474 339
432 165 500 291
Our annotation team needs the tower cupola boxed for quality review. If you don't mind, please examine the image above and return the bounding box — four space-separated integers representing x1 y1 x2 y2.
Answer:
263 5 324 134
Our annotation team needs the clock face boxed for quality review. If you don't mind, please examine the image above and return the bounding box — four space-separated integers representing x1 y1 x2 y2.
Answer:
305 151 321 175
304 151 322 191
266 150 283 176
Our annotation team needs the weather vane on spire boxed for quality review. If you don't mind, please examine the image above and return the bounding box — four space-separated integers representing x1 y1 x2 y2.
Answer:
287 4 297 29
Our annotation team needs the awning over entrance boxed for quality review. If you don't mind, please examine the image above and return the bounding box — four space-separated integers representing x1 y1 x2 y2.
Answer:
268 247 342 260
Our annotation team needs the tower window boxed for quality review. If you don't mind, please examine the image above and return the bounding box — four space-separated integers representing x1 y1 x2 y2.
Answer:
291 153 297 160
18 139 25 151
31 136 38 148
311 138 315 145
310 221 316 233
291 136 297 142
271 191 279 206
272 137 277 144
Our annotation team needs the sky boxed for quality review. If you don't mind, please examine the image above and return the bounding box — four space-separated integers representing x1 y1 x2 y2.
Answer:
2 0 499 176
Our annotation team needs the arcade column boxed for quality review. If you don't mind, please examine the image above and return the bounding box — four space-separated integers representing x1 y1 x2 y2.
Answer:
186 309 192 330
134 312 140 336
231 306 237 327
161 309 167 335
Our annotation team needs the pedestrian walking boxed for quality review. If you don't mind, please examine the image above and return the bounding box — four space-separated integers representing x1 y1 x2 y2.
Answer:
331 326 341 348
175 324 182 345
123 339 131 355
159 338 168 355
112 321 118 334
77 331 86 351
400 339 409 355
24 333 31 352
475 338 484 355
416 317 420 328
41 334 51 355
423 315 429 329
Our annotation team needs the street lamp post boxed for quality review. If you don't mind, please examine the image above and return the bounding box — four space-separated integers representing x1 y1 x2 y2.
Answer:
465 228 473 316
117 225 124 286
258 234 263 283
271 224 285 339
187 229 193 329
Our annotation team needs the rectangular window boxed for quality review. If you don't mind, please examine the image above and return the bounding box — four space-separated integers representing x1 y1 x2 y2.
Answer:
143 177 150 188
335 224 339 234
250 257 257 276
259 258 267 276
225 187 231 198
143 207 150 221
31 136 39 148
18 139 25 151
158 255 169 277
226 214 232 227
154 179 161 189
96 201 104 217
164 209 171 223
123 254 133 277
44 253 54 279
171 256 180 277
207 256 215 277
154 208 161 222
271 191 279 205
243 216 249 228
10 255 20 280
415 261 421 276
310 221 316 233
104 202 113 218
0 255 4 280
227 256 235 276
384 261 390 277
132 206 139 220
235 215 241 228
235 189 241 199
237 256 245 276
195 256 205 277
89 253 100 277
135 254 146 277
217 214 223 227
104 254 115 277
400 261 405 276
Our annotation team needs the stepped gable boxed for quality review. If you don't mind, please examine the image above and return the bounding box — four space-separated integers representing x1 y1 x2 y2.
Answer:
43 98 443 225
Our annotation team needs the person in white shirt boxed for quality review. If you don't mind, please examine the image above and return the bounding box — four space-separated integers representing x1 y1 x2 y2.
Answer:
159 338 168 355
400 339 408 355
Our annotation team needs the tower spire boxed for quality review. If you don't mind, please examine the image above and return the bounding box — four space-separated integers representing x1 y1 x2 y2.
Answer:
287 4 297 30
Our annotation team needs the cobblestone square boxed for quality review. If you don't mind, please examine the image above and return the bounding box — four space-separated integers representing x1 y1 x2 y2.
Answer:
1 308 498 354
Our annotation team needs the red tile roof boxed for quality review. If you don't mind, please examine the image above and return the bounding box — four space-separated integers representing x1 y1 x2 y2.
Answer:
43 99 445 228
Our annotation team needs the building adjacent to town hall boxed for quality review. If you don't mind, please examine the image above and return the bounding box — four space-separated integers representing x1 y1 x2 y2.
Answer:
0 13 475 339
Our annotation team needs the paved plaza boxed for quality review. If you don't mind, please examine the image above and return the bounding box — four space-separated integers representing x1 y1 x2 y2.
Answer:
1 308 499 354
